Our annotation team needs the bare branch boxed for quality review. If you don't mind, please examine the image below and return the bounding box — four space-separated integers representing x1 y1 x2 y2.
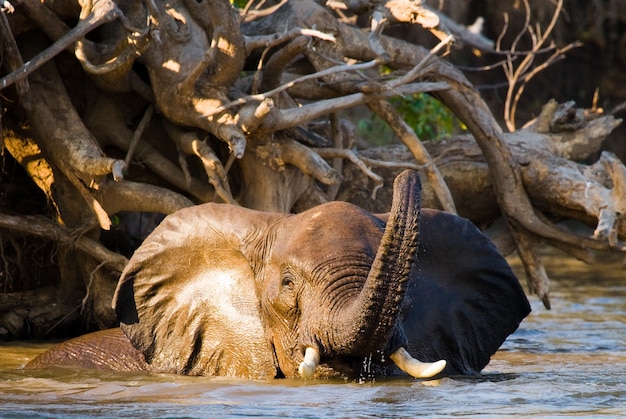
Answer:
237 98 274 134
367 98 457 213
84 95 216 202
259 36 310 92
324 114 345 201
386 34 454 88
26 56 124 181
244 28 336 52
241 0 288 23
514 230 551 309
257 82 450 132
501 0 578 131
0 0 123 90
164 122 237 205
214 59 382 117
124 104 154 169
0 9 31 107
278 139 341 186
507 41 581 131
317 147 384 199
0 213 128 273
95 180 194 215
369 9 391 63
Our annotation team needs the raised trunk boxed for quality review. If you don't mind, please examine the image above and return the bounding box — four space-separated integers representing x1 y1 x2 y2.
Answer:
332 170 421 355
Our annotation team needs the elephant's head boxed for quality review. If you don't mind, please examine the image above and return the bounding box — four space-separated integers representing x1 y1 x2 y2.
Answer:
113 170 529 380
253 171 435 379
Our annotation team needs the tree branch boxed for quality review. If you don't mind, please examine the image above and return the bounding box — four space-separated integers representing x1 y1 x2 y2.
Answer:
0 0 123 90
0 213 128 272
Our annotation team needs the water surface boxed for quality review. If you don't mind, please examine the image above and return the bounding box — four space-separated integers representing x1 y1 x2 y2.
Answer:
1 250 624 418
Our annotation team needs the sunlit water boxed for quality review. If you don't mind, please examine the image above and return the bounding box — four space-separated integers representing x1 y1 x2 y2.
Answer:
1 250 625 418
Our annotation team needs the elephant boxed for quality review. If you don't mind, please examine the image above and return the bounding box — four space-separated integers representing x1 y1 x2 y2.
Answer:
26 170 531 380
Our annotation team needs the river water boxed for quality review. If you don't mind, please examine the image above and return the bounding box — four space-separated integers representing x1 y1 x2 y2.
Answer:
1 249 625 418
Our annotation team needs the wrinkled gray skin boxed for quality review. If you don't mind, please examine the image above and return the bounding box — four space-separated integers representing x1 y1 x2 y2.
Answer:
27 171 530 380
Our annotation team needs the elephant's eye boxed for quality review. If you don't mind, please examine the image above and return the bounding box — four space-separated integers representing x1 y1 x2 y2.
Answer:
282 271 296 290
282 277 295 290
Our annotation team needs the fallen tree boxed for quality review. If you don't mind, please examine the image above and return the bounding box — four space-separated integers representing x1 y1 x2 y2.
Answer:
0 0 623 339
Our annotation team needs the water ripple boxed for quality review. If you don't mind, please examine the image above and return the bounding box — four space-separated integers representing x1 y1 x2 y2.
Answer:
1 251 625 418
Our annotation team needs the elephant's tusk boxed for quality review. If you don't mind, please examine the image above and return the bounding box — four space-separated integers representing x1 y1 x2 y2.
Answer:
298 346 321 379
390 347 446 379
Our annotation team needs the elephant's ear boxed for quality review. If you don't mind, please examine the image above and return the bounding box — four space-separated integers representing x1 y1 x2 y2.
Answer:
402 209 531 375
113 203 280 379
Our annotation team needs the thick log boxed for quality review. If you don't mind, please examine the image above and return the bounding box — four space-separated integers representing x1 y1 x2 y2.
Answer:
343 109 624 246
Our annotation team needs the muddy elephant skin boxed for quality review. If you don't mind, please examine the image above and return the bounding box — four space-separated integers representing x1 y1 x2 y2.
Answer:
26 170 530 380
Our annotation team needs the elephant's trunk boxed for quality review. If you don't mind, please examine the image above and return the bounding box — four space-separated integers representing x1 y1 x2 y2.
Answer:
332 170 421 355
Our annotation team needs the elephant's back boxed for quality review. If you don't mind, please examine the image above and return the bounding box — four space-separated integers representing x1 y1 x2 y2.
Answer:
24 328 148 371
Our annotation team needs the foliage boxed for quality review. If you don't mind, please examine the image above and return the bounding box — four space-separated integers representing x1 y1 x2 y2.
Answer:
231 0 248 9
357 93 465 146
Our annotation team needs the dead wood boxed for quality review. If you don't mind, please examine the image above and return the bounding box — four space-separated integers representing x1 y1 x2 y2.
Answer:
343 104 624 262
1 0 625 337
0 213 128 273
